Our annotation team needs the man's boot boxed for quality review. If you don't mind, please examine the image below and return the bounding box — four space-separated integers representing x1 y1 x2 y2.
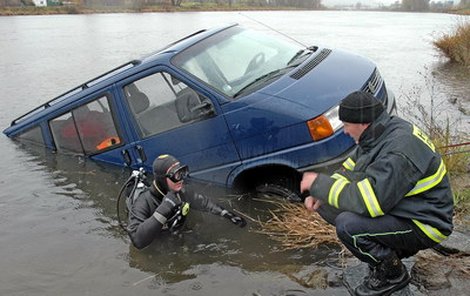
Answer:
355 254 411 296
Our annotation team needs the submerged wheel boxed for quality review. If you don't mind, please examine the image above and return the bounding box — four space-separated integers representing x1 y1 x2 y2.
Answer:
254 174 302 202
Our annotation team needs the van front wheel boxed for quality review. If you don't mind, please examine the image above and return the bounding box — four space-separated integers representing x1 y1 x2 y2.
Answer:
254 176 302 202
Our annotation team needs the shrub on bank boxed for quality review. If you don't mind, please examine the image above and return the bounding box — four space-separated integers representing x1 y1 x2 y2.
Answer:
400 72 470 222
433 20 470 67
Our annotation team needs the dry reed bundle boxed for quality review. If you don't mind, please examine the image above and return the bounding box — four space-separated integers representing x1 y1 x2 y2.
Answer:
433 20 470 66
250 198 340 251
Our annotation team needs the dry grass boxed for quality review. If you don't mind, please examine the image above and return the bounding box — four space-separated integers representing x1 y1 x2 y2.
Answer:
433 20 470 66
250 198 340 251
432 129 470 176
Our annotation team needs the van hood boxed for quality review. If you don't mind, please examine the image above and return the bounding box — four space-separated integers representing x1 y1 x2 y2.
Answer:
259 49 376 117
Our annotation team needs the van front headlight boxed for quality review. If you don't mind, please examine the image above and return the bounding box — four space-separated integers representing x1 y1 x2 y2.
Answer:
306 106 343 141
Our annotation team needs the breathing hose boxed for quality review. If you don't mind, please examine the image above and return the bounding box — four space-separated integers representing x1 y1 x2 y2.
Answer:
116 168 147 232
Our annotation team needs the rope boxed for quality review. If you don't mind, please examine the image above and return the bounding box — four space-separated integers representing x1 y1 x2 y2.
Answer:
438 141 470 156
439 141 470 149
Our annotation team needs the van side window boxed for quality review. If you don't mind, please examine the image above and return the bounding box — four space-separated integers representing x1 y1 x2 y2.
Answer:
49 96 121 154
16 126 44 145
124 72 208 137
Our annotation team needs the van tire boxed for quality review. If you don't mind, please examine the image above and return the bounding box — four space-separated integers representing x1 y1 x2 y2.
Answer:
254 178 302 202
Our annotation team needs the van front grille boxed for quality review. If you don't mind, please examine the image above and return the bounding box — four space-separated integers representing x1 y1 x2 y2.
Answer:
361 68 383 95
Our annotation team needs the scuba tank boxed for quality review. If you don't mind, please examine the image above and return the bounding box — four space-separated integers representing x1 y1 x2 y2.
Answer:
116 168 148 232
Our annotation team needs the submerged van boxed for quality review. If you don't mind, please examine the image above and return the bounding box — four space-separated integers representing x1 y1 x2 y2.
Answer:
3 24 396 200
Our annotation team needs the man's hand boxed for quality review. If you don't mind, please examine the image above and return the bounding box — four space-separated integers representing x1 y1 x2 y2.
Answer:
304 196 322 212
154 192 181 221
300 172 321 212
221 210 247 228
300 172 318 194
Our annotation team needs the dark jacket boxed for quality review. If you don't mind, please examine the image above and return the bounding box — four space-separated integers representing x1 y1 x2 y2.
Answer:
127 182 225 249
309 112 454 243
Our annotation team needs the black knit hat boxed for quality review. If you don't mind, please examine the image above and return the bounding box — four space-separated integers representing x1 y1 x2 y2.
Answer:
339 91 384 123
152 154 180 193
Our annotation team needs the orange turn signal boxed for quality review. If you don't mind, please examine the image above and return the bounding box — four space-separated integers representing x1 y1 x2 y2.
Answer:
307 115 334 141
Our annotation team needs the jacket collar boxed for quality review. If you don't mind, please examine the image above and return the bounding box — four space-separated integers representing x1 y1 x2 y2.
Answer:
358 111 391 150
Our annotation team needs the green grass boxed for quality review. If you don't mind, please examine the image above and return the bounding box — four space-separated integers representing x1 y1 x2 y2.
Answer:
452 178 470 224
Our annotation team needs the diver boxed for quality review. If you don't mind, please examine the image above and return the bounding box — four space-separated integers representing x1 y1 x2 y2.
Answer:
122 154 246 249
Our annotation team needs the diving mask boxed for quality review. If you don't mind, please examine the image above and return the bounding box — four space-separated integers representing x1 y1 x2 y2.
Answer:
166 164 189 183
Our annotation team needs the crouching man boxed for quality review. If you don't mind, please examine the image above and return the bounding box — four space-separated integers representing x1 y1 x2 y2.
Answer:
300 91 453 295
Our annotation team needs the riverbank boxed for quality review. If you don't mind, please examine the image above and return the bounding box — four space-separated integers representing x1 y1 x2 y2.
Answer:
1 4 469 16
0 4 303 16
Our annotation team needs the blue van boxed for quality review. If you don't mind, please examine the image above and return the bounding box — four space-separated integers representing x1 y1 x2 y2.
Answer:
3 24 395 199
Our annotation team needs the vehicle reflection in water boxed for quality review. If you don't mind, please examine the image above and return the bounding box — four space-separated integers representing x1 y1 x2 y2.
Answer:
15 140 344 291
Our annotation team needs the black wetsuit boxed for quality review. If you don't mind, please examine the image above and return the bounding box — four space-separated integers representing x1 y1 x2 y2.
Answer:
127 182 227 249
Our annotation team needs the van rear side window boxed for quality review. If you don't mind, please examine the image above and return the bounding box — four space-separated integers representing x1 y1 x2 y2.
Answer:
49 96 121 154
16 126 43 146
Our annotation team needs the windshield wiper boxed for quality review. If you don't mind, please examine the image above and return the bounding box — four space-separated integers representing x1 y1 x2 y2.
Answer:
287 46 318 66
287 49 306 65
233 69 286 98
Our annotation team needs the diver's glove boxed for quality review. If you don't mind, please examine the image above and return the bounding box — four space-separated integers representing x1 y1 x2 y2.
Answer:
153 192 181 225
221 209 247 228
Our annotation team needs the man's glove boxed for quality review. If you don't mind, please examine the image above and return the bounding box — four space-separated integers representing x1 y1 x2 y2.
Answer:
221 209 247 228
153 192 181 225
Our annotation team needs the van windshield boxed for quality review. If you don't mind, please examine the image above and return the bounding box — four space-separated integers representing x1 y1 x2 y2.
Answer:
172 26 303 98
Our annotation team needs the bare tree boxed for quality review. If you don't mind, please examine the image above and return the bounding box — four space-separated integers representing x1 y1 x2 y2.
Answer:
170 0 183 6
269 0 321 8
401 0 429 11
2 0 24 6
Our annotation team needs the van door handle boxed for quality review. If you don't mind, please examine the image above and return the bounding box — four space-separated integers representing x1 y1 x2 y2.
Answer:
135 145 147 162
121 149 132 166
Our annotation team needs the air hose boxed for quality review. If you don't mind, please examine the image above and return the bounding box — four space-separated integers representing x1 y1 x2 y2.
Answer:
116 168 147 231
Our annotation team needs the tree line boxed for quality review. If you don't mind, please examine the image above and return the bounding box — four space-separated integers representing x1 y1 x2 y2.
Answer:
1 0 468 11
82 0 322 8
